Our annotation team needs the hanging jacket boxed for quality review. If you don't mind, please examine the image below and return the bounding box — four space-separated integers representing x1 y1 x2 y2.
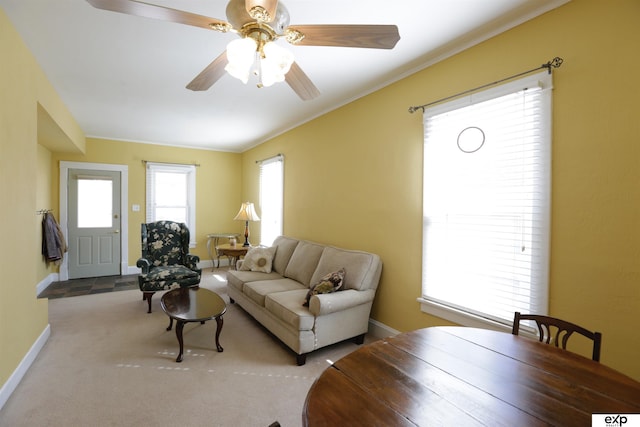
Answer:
42 212 67 264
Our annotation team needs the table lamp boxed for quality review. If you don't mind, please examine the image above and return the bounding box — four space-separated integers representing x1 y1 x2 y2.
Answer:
233 201 260 246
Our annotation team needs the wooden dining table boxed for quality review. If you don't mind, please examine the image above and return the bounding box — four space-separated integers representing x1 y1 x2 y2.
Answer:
303 326 640 426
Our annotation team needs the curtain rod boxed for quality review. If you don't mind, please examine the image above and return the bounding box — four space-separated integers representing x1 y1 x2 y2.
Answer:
256 153 283 164
408 57 563 114
142 160 200 167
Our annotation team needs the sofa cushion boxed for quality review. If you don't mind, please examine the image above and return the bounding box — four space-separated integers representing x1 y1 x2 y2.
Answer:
226 270 283 293
265 289 316 331
244 278 307 307
239 246 277 273
271 236 300 275
303 268 345 307
310 247 377 291
284 241 325 287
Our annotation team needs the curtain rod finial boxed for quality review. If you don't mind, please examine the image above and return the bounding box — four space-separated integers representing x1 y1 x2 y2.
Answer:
543 57 563 73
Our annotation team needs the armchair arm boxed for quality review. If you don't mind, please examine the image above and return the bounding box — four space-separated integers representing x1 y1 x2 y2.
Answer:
136 258 151 274
185 254 200 270
309 289 376 316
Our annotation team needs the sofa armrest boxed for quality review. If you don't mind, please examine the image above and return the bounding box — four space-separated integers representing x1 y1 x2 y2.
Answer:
136 258 151 273
309 289 376 316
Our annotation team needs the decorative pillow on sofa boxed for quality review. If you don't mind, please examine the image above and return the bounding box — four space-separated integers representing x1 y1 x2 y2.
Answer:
303 268 346 307
238 246 277 273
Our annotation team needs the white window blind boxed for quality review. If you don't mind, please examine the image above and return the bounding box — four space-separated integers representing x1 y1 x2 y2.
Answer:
259 155 284 246
146 162 196 246
421 71 552 327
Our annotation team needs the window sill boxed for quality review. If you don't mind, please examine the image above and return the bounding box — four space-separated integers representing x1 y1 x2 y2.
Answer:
417 297 511 332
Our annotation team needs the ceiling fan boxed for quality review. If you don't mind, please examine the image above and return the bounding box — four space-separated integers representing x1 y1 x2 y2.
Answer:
86 0 401 100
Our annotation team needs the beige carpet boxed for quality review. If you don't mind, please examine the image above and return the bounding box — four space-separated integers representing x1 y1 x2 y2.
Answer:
0 270 372 427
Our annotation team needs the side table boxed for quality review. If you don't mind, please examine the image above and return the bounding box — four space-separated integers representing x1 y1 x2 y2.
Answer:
206 233 240 269
216 244 250 270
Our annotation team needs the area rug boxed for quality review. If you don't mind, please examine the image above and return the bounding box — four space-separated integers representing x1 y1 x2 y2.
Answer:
0 271 371 427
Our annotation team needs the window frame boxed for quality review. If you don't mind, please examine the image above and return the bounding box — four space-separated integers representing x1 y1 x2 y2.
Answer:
145 162 196 247
419 71 552 330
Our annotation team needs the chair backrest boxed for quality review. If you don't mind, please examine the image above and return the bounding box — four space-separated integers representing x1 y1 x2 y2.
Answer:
141 221 190 266
512 312 602 361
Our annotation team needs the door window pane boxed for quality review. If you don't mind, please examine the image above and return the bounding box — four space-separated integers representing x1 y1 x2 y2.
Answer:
77 179 112 228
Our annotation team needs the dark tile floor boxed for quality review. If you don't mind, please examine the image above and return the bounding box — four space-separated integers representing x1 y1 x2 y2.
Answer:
38 275 138 299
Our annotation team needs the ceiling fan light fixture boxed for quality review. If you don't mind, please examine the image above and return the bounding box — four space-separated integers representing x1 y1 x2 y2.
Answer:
225 37 258 84
259 41 294 87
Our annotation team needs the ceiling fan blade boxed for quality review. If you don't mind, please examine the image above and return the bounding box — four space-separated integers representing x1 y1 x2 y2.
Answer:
186 52 228 91
285 62 320 101
287 25 400 49
86 0 232 32
245 0 278 22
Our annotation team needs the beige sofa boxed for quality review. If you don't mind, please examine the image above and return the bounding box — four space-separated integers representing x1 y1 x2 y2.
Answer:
226 236 382 365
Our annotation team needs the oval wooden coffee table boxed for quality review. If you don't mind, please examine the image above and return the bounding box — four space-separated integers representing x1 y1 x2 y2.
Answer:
160 287 227 362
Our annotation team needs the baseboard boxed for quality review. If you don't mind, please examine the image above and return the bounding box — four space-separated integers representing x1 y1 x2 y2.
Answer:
368 318 400 340
35 273 58 297
0 324 51 411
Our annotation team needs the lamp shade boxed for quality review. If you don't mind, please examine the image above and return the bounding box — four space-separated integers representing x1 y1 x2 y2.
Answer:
234 202 260 222
259 41 294 87
225 38 258 84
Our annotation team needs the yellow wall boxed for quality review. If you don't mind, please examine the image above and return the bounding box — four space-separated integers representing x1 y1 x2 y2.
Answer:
51 138 243 265
3 0 640 397
0 8 82 387
241 0 640 380
35 144 55 281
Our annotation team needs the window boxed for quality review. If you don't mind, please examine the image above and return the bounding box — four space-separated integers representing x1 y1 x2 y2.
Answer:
259 155 284 246
146 162 196 246
77 176 113 228
420 71 552 329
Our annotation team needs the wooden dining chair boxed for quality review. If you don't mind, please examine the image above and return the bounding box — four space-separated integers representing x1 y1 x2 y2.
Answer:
512 312 602 361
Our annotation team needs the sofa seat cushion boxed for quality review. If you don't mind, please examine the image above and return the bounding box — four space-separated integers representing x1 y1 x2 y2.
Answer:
265 289 316 331
227 270 283 293
243 278 306 307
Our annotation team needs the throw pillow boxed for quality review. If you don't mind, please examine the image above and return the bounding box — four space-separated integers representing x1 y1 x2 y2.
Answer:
303 268 346 307
239 246 277 273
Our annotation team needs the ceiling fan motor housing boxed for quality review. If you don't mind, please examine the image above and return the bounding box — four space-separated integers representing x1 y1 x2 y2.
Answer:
226 0 290 34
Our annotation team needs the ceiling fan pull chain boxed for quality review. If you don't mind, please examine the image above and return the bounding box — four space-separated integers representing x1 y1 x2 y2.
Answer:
255 51 264 88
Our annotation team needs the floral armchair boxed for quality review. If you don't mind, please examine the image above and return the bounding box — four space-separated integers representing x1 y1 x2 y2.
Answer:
137 221 201 313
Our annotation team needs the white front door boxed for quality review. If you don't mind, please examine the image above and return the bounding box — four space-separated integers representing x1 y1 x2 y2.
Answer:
67 169 121 279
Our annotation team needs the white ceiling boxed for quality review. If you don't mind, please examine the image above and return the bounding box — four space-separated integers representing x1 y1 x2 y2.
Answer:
1 0 567 152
